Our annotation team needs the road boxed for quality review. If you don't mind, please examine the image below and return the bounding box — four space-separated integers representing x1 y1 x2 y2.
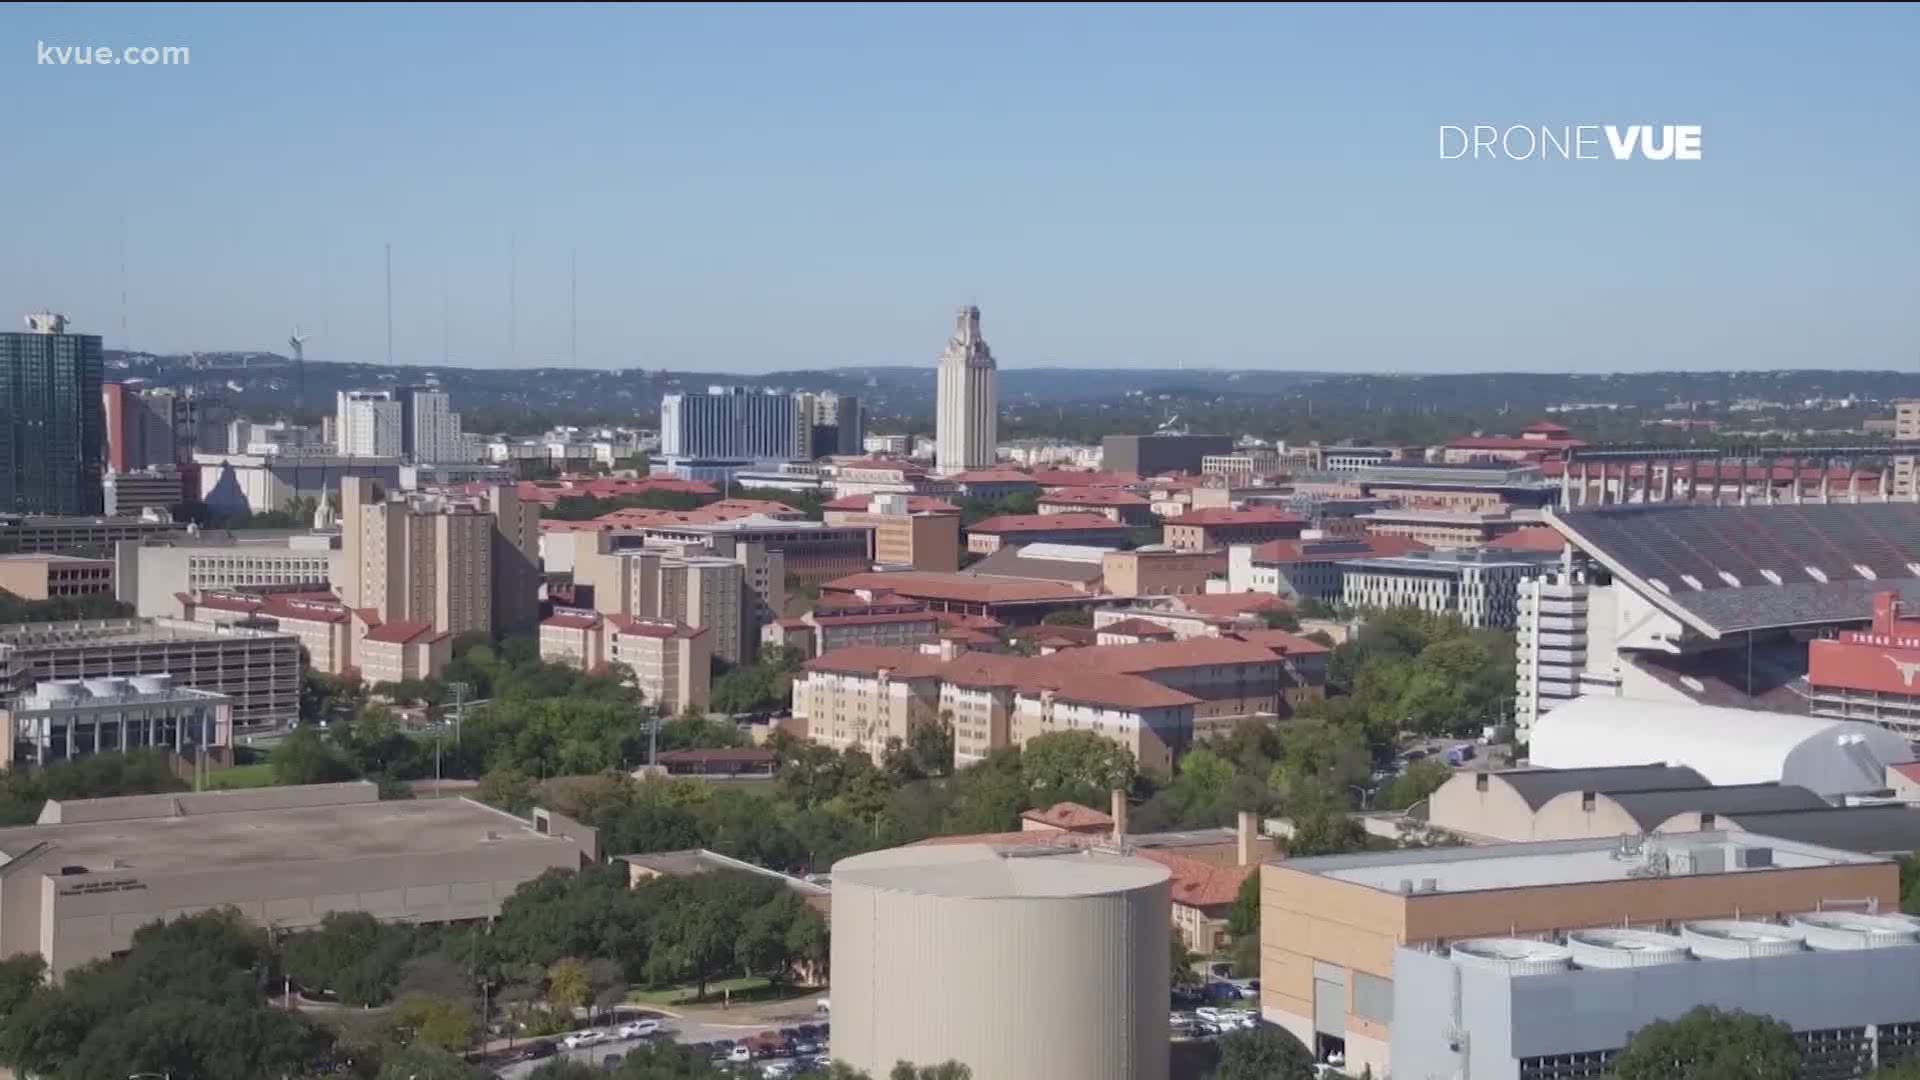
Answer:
490 1017 828 1079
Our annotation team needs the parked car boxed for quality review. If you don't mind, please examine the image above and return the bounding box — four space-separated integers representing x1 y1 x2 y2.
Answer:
1445 742 1476 766
563 1030 609 1050
520 1041 557 1061
796 1024 821 1040
618 1019 662 1039
728 1045 753 1064
762 1063 796 1079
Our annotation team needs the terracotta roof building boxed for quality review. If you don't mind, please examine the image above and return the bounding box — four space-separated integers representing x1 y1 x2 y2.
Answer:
1036 488 1155 526
1163 508 1305 553
966 513 1133 555
821 570 1104 624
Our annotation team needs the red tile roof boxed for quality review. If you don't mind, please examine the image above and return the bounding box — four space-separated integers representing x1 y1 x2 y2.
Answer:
607 615 699 639
970 513 1130 535
1022 802 1115 832
1100 618 1178 639
542 612 602 631
811 609 939 628
1445 435 1584 451
363 620 439 645
1522 420 1572 435
1173 592 1290 618
1138 849 1255 909
825 571 1093 605
803 646 950 679
1226 628 1332 656
946 469 1038 485
1030 469 1142 488
1249 534 1428 564
1038 489 1152 508
1488 526 1567 553
1170 508 1304 527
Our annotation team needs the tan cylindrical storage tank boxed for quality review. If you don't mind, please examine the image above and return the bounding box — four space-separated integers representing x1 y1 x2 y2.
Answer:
832 843 1171 1080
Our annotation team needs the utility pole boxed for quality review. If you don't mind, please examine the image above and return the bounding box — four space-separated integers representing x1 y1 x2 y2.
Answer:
449 680 470 748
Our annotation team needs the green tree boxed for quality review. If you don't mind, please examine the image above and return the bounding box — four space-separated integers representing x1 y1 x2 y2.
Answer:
0 910 329 1080
272 727 361 786
890 1064 973 1080
1282 779 1365 857
1020 731 1136 802
477 766 537 814
1259 608 1303 632
376 1043 484 1080
282 911 417 1006
1212 1025 1315 1080
390 993 478 1052
1040 608 1093 627
1871 1065 1920 1080
1609 1007 1800 1080
0 954 46 1016
1900 855 1920 916
1228 873 1260 940
546 957 591 1012
1170 938 1202 994
1378 758 1452 811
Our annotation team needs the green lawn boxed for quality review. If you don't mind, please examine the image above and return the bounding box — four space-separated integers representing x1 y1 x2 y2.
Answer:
205 762 278 789
626 976 813 1008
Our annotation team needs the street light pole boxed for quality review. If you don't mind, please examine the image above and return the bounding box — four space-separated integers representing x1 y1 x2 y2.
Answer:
448 680 471 748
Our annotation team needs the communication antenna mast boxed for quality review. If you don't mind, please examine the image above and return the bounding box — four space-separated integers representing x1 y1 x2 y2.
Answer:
287 327 309 410
118 213 129 348
384 242 394 367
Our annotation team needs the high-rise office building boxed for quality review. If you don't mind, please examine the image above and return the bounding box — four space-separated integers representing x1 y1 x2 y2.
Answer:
103 383 192 474
2 313 104 515
338 478 540 641
1895 400 1919 500
396 385 464 464
801 391 864 458
660 385 809 461
935 306 998 474
336 391 402 457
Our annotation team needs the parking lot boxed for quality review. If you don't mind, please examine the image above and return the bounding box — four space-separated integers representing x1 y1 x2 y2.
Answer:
491 1018 831 1079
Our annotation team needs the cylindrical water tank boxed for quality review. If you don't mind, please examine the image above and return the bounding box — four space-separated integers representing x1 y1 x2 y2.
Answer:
1566 928 1692 969
832 843 1171 1080
1791 912 1920 951
1448 938 1574 976
1682 920 1806 959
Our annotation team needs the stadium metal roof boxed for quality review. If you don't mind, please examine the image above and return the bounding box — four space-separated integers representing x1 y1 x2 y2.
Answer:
1547 502 1920 637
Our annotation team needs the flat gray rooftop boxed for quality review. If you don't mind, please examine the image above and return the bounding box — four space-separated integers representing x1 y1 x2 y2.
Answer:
0 795 560 875
1283 831 1884 895
0 618 287 648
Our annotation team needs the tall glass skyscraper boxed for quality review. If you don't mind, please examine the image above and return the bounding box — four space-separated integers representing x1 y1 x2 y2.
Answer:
1 313 104 514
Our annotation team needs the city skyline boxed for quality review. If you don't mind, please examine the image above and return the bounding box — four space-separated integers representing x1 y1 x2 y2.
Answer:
3 4 1915 374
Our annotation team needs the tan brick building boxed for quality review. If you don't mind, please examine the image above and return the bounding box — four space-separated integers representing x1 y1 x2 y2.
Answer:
0 554 113 600
823 494 962 572
1262 834 1899 1075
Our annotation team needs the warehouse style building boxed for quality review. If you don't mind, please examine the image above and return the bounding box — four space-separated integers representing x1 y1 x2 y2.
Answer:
0 783 599 979
1101 433 1233 477
832 843 1169 1080
1262 832 1898 1077
1 675 232 769
0 617 299 727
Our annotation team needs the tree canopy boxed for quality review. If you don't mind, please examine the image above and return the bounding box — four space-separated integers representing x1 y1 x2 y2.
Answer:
1209 1025 1316 1080
1609 1006 1800 1080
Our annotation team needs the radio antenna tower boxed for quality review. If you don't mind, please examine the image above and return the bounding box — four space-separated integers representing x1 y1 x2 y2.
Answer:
508 234 519 364
288 327 309 409
384 242 394 367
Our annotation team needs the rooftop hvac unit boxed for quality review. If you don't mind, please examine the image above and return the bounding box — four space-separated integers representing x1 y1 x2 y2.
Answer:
1449 938 1574 976
1565 928 1692 969
1681 920 1807 960
1791 912 1920 951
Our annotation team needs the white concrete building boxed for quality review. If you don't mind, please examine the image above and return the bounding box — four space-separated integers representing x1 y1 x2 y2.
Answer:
1341 548 1554 629
335 391 402 457
935 306 998 474
1514 564 1597 736
1 675 232 769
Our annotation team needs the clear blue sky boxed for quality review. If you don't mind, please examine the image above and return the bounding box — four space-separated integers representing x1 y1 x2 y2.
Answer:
3 3 1915 373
